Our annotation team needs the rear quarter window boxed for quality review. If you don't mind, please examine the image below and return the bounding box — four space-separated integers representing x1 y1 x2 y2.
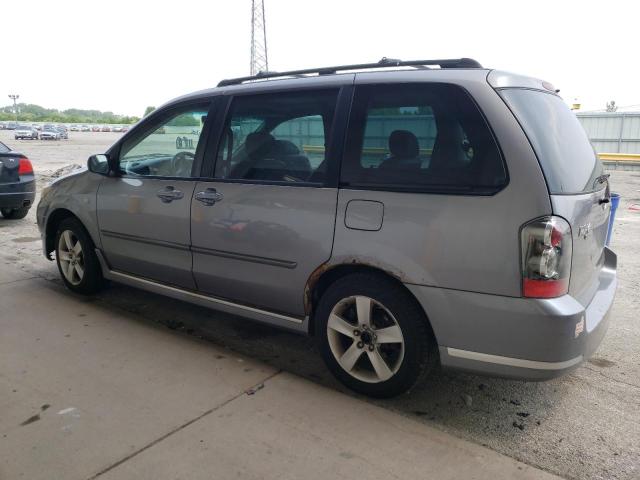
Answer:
341 83 506 194
499 88 604 194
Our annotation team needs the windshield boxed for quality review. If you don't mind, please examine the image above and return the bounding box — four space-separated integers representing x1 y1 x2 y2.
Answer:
499 88 604 194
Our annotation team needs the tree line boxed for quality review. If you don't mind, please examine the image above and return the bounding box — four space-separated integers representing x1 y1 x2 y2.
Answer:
0 103 140 124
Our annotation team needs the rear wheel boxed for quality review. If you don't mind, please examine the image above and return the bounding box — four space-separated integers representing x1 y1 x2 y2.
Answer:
1 207 30 219
316 273 435 398
55 218 104 294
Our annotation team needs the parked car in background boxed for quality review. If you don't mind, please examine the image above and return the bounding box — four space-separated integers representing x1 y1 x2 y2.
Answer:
36 58 617 398
91 125 101 132
121 125 130 133
0 140 35 219
100 125 111 132
4 122 18 130
69 125 79 131
81 125 91 132
14 125 39 140
32 124 42 131
112 126 123 132
40 125 60 140
56 126 69 139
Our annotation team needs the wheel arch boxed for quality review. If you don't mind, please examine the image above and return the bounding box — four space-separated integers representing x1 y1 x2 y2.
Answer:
45 209 91 258
305 262 438 344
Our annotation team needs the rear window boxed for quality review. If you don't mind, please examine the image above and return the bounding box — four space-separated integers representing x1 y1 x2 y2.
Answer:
499 88 604 194
0 142 9 153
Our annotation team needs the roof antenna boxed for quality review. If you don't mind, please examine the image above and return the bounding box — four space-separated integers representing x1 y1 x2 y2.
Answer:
378 57 402 66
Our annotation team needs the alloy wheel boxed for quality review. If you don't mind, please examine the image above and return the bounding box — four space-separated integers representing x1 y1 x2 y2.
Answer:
326 295 405 383
58 230 84 286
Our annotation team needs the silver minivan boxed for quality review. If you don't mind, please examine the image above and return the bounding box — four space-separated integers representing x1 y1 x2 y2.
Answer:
37 58 617 397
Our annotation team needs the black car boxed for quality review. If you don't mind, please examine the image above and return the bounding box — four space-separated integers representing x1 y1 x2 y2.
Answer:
0 141 35 219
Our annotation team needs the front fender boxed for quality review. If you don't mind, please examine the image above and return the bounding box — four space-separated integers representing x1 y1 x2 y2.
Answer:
39 170 103 257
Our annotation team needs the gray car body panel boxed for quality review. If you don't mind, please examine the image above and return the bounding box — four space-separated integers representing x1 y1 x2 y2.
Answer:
37 67 617 381
329 70 551 297
427 246 616 379
191 182 338 317
37 170 102 253
96 177 197 289
550 191 611 303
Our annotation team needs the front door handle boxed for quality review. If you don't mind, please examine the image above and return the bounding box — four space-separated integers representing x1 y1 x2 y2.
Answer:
195 188 223 206
156 186 184 203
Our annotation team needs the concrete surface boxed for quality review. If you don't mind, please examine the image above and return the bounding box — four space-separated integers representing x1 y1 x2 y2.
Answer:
1 131 639 480
0 264 557 480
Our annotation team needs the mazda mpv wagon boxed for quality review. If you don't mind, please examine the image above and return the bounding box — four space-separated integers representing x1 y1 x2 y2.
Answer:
37 58 617 397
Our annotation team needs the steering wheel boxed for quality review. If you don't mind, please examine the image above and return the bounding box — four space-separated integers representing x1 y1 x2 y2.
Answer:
171 151 195 177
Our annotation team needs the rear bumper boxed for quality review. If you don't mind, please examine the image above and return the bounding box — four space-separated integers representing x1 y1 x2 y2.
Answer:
407 247 617 380
0 184 36 209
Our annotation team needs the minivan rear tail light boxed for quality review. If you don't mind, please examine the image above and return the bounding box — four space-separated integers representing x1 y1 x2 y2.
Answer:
521 216 572 298
18 157 34 175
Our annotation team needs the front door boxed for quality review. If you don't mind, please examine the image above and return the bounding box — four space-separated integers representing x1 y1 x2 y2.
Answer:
191 88 347 316
97 103 211 288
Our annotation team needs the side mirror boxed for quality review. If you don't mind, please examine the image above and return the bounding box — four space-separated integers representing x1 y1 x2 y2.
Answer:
87 154 110 175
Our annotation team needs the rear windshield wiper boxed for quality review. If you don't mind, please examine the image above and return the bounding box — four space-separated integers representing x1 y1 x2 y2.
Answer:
593 173 610 187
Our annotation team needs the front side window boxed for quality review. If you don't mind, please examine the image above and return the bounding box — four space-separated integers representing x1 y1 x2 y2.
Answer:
342 83 506 193
119 106 209 177
215 90 339 183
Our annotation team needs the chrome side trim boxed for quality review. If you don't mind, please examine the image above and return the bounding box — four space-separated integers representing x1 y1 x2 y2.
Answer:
95 249 307 333
101 230 296 269
101 230 189 251
446 347 583 371
191 246 297 269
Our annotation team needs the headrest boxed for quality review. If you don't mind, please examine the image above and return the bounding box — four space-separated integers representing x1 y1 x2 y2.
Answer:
272 140 300 155
245 132 275 159
389 130 419 159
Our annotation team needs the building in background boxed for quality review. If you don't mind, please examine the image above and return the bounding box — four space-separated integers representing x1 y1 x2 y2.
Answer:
577 112 640 154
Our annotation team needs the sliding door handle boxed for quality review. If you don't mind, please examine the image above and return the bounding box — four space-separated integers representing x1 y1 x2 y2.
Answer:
156 186 184 203
195 188 223 206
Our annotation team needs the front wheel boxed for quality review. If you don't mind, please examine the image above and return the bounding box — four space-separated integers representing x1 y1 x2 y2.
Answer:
55 218 104 294
316 273 436 398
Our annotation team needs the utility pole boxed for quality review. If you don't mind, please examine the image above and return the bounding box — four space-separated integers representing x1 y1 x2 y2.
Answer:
8 94 19 121
250 0 268 75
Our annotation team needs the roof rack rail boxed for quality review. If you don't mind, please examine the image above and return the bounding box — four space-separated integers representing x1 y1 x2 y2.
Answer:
217 57 482 87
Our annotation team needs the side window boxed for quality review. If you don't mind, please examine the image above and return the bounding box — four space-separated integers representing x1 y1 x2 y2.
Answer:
341 84 505 193
215 90 339 183
119 106 209 177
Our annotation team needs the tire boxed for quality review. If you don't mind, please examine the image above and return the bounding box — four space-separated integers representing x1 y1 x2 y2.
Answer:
54 217 104 294
316 273 436 398
0 207 30 219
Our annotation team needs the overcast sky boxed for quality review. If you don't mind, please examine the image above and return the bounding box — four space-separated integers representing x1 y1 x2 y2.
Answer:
2 0 638 116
